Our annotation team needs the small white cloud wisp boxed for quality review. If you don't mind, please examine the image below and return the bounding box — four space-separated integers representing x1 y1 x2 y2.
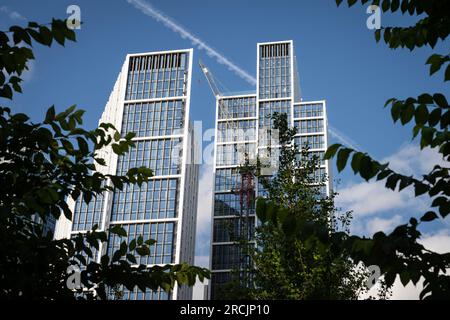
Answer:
126 0 256 86
0 6 26 21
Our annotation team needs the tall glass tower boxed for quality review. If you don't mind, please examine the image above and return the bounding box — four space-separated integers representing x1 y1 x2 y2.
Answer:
210 40 331 299
54 49 199 300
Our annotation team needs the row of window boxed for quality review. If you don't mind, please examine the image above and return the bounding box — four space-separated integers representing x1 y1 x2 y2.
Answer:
294 119 324 134
125 53 188 100
218 97 256 119
107 222 175 265
109 287 170 301
122 101 184 138
128 53 187 71
116 138 182 177
216 143 256 167
296 150 326 165
258 100 291 128
111 179 178 221
217 120 256 143
260 43 290 58
72 194 104 231
213 217 255 243
215 168 240 192
211 244 241 270
309 167 327 184
294 103 324 118
214 193 248 216
210 272 231 300
295 135 325 150
259 48 291 99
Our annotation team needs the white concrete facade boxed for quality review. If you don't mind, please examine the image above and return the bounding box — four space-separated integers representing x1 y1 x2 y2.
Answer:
54 48 198 300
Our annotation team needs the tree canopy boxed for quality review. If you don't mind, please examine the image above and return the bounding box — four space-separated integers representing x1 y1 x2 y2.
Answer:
0 19 209 300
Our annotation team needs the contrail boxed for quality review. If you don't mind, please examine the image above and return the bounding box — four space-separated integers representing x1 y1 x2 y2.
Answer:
126 0 256 86
328 125 362 151
127 0 362 151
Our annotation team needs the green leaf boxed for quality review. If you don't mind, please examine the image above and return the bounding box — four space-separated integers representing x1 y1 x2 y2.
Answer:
0 84 13 99
400 103 415 125
391 0 399 11
391 101 402 122
44 106 55 123
374 29 381 42
414 105 428 125
433 93 448 108
38 26 53 46
428 108 441 127
351 152 364 174
324 143 342 160
420 211 438 222
124 132 137 140
76 137 89 154
384 272 396 287
337 148 352 172
400 271 410 286
414 182 428 197
110 225 127 237
129 239 136 251
126 254 137 264
417 93 433 104
136 246 150 256
145 239 157 246
359 156 374 181
382 0 390 12
420 127 434 149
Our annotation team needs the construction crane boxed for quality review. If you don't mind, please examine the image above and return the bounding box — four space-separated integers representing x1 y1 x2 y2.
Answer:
199 61 255 290
199 61 222 99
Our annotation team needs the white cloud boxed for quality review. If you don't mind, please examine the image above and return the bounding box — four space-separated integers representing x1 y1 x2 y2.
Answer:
419 229 450 254
192 255 210 300
337 181 414 217
365 214 403 235
192 165 213 300
336 143 440 223
389 229 450 299
383 144 447 178
336 141 446 241
195 164 213 243
0 6 26 21
361 229 450 300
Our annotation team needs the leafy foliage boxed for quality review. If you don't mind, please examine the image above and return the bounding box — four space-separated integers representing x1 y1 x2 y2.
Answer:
0 19 76 99
220 113 373 300
337 1 450 75
328 0 450 299
0 19 209 300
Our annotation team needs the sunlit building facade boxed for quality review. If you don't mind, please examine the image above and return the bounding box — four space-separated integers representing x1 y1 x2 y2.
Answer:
210 41 331 299
55 49 199 300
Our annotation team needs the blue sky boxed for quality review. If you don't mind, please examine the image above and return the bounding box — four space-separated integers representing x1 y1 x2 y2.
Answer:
1 0 449 299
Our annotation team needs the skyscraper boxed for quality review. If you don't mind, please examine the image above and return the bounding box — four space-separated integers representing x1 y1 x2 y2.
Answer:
54 48 199 300
209 40 331 299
